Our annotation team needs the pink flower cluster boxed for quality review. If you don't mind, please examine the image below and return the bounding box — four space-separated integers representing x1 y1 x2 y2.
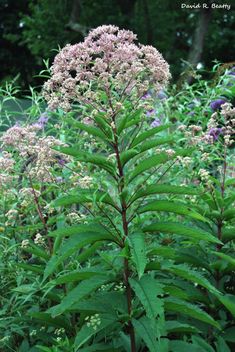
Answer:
1 124 67 184
43 25 170 111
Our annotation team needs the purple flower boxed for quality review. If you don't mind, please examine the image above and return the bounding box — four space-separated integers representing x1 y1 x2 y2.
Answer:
38 112 49 125
157 90 167 100
210 99 226 111
56 176 63 183
208 127 223 141
32 112 49 129
228 67 235 76
151 118 161 128
142 92 151 100
146 109 155 117
58 158 66 166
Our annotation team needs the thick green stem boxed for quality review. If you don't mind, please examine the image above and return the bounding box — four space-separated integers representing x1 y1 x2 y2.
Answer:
112 124 136 352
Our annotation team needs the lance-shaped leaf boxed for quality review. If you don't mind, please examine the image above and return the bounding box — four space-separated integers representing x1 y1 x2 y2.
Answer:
162 264 220 295
29 312 70 329
165 321 199 334
68 119 108 141
128 153 169 182
138 200 207 222
164 297 220 329
53 189 120 212
129 184 199 204
222 227 235 243
48 276 108 317
52 267 106 285
129 276 164 319
212 251 235 268
74 313 117 350
120 136 174 166
132 316 158 352
44 229 115 280
128 147 192 182
143 222 222 244
129 232 147 278
55 147 116 177
217 294 235 317
169 340 203 352
130 124 170 147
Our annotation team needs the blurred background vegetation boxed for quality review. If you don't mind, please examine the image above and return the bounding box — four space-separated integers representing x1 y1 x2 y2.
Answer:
0 0 235 92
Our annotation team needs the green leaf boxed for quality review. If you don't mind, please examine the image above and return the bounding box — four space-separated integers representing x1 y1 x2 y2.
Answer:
143 222 222 244
93 113 113 138
55 147 116 177
148 246 176 260
78 344 119 352
215 337 230 352
225 178 235 187
222 227 235 242
29 312 70 329
192 336 215 352
44 230 115 280
129 233 147 278
128 153 169 182
223 326 235 342
165 321 199 334
49 276 108 317
17 263 44 274
129 184 199 204
71 291 127 315
22 243 50 260
74 314 116 350
48 223 112 238
52 268 106 285
138 200 207 222
129 276 164 319
132 316 157 352
53 189 120 212
212 251 235 268
120 136 174 166
138 136 174 153
217 294 235 317
169 341 203 352
77 242 102 264
162 264 220 295
69 119 108 141
223 209 235 221
131 124 170 147
164 297 220 329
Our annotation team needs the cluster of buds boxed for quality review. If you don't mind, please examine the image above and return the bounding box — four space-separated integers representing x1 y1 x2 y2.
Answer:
78 176 93 188
34 233 45 246
68 212 87 224
165 149 175 157
198 169 211 184
21 239 30 248
5 209 18 226
176 156 192 167
114 282 126 292
54 328 65 336
85 314 101 330
30 330 37 337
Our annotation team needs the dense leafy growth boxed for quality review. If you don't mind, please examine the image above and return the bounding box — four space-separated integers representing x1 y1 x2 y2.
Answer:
0 24 235 352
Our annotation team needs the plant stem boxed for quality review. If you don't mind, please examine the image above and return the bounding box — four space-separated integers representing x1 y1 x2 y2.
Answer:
112 119 136 352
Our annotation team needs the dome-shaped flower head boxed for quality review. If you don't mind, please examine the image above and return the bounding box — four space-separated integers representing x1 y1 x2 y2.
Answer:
43 25 170 111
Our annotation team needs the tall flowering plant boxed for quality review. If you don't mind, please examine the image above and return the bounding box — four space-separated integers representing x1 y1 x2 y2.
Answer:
3 26 234 351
